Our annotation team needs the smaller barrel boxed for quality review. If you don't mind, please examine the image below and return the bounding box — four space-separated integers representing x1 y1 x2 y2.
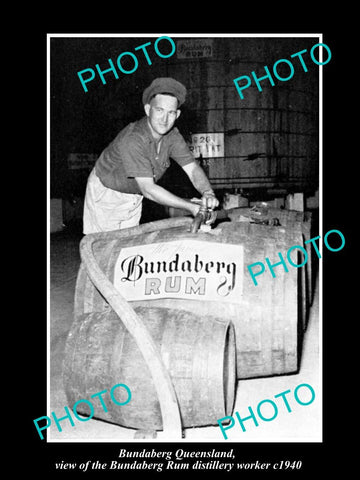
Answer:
63 306 236 431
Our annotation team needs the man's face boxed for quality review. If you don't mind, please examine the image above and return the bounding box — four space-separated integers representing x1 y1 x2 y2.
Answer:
144 94 180 138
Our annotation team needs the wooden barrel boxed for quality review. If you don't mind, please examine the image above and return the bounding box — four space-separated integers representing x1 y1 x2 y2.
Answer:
63 306 236 430
73 218 302 380
226 206 314 329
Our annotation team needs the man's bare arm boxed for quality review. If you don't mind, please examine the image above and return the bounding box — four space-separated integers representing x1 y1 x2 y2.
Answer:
135 177 200 216
182 162 219 209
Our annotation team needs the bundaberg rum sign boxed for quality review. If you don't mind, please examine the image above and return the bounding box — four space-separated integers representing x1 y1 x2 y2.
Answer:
113 240 244 303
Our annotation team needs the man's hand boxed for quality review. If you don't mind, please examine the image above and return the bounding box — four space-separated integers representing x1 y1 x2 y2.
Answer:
201 190 219 210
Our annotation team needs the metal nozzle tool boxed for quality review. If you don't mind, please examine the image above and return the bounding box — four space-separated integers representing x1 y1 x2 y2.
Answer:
190 205 217 233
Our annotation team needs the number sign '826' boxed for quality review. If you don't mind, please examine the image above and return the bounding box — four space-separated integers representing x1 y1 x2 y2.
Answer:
189 133 224 158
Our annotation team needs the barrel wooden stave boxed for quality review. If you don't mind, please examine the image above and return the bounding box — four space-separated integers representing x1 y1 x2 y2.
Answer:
226 207 314 329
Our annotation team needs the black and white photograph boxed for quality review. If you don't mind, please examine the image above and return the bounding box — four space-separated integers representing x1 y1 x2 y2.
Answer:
37 30 350 473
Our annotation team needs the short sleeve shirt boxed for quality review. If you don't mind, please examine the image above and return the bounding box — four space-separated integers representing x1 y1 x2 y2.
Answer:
95 116 196 194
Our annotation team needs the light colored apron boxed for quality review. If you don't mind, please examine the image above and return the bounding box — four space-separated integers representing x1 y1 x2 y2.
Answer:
83 168 143 234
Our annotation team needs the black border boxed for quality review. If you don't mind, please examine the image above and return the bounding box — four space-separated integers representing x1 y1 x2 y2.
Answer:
22 22 352 476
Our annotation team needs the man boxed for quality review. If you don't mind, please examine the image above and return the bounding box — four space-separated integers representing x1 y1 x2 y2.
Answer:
83 77 219 234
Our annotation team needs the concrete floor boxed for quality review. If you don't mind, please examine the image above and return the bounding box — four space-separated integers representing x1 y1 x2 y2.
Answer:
48 226 322 443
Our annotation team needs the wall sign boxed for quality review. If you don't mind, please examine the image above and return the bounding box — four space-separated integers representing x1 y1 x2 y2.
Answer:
189 133 224 158
176 39 213 59
113 240 243 303
67 153 97 170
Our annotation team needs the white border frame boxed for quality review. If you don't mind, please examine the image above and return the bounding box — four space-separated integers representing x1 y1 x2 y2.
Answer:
46 32 323 443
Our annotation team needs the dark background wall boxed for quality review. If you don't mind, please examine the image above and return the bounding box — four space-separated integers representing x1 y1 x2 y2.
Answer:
50 35 320 212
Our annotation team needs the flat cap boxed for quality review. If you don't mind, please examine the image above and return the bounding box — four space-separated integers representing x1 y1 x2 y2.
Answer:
142 77 187 107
